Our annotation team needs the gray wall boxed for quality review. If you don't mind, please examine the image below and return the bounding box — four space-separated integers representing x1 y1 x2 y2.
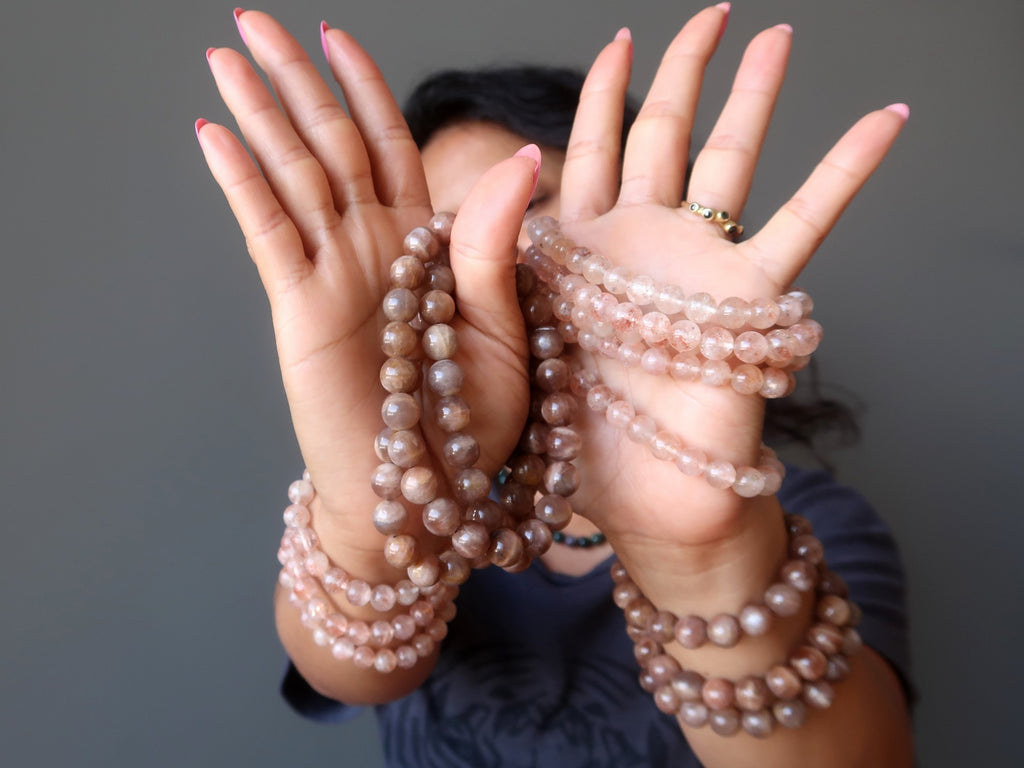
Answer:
2 0 1020 765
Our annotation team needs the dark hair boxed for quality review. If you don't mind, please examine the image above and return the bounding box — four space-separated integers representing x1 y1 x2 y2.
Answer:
404 66 859 463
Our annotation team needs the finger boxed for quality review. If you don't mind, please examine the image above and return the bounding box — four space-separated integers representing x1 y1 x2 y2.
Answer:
449 146 541 341
207 45 340 255
619 4 729 207
559 29 634 222
195 119 313 294
235 11 379 210
686 23 792 222
747 105 910 286
322 25 432 211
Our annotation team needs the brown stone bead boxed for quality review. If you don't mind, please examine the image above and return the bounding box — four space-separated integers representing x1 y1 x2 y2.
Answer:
370 462 403 500
381 321 418 357
701 678 735 711
612 581 641 609
545 426 582 461
407 554 440 588
419 290 455 324
464 499 502 530
374 428 393 462
816 595 852 627
427 359 463 397
817 568 849 598
610 561 629 583
534 494 572 530
373 500 409 535
654 684 682 714
670 670 705 702
529 327 565 359
535 358 570 392
781 559 818 592
790 534 824 565
386 429 425 468
423 323 457 361
380 357 420 393
389 254 426 290
401 467 437 505
739 604 773 637
438 551 470 586
734 676 772 712
674 615 708 649
646 654 682 687
541 393 578 427
773 699 808 729
422 497 461 537
784 513 813 537
803 680 835 710
543 461 579 496
518 421 549 455
428 211 454 242
633 637 659 665
382 393 420 430
453 468 489 503
522 292 553 328
707 614 741 648
790 645 828 681
624 624 645 642
842 627 863 656
403 226 439 262
451 522 490 559
426 264 455 294
638 669 659 693
764 583 802 617
383 535 417 568
489 528 524 568
517 518 553 557
510 453 546 485
708 708 740 736
765 665 802 700
499 480 535 517
442 433 479 469
825 654 851 682
808 623 845 655
741 710 774 738
515 262 537 297
624 599 656 630
848 601 863 627
646 611 677 644
382 287 420 323
436 396 470 432
679 701 709 728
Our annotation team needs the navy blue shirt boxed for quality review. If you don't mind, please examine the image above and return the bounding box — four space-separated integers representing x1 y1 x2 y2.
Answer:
282 467 911 767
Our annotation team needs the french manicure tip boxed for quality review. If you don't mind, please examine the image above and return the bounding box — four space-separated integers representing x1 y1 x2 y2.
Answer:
716 2 731 13
233 8 248 45
884 103 911 119
194 118 209 142
205 47 216 63
614 27 631 42
320 21 330 62
775 23 793 33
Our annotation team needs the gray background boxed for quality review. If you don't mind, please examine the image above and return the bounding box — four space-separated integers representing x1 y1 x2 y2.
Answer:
1 0 1020 765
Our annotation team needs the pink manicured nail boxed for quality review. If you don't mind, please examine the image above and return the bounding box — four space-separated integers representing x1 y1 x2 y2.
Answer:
716 2 731 14
614 27 631 43
205 47 216 64
320 21 330 62
514 144 542 195
233 8 248 45
195 118 209 143
775 23 793 33
884 103 911 119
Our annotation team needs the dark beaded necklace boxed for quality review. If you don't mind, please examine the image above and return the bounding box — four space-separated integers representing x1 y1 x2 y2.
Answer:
552 530 607 548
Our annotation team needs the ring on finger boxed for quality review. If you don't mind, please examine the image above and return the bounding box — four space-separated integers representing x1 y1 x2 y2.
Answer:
682 201 744 238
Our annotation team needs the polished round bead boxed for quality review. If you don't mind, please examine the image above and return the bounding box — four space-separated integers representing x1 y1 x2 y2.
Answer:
382 288 420 322
773 699 808 729
382 393 420 430
684 292 717 323
626 275 657 306
765 329 796 367
518 518 553 557
790 645 828 681
389 254 426 289
781 559 818 592
643 611 676 645
407 555 441 588
586 385 615 412
288 479 315 506
842 627 863 656
427 359 463 398
465 499 502 530
702 678 735 711
369 585 396 612
738 604 773 637
707 614 741 648
668 320 701 352
534 494 573 530
626 415 657 445
412 634 435 658
700 327 735 360
395 580 419 606
454 468 490 503
612 581 641 608
731 364 765 395
344 579 371 607
708 708 740 736
546 426 582 461
760 367 794 399
451 522 490 559
420 289 455 325
705 460 738 489
380 357 420 393
489 528 525 568
655 283 686 314
732 467 767 497
808 623 845 655
765 583 802 617
741 710 775 738
679 701 710 728
825 654 852 682
654 685 682 714
529 327 565 359
386 429 426 468
373 500 409 535
675 448 708 477
403 226 439 261
803 680 835 710
606 400 635 428
817 570 850 599
439 434 478 470
640 347 670 375
436 396 471 432
401 466 437 505
380 321 418 357
422 497 460 536
347 620 371 645
535 358 570 392
369 619 395 648
428 211 455 242
392 614 416 642
438 550 471 585
383 534 417 568
426 264 455 294
734 676 772 712
733 331 769 364
374 428 393 462
747 297 781 329
543 461 579 496
370 462 403 500
373 649 398 674
423 323 457 360
669 353 701 382
817 595 853 626
700 359 732 387
650 431 683 461
625 599 656 630
331 637 355 660
640 311 671 343
541 393 578 426
765 665 802 700
510 453 546 485
790 534 825 565
670 671 705 703
775 294 803 326
788 319 823 356
715 297 749 330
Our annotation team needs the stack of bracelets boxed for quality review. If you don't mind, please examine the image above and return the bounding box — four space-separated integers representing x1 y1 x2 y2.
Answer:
276 211 861 738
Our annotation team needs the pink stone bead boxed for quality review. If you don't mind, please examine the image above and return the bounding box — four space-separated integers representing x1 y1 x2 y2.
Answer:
640 347 670 375
529 327 565 359
420 289 456 324
347 620 371 645
706 460 737 489
734 331 769 364
546 426 582 460
626 275 657 306
730 364 765 396
617 341 644 367
395 580 419 606
427 618 449 642
573 282 600 307
670 353 701 382
439 550 472 585
324 613 348 638
396 645 418 669
715 297 749 330
626 415 657 445
747 297 781 329
423 497 461 536
331 638 355 660
407 554 441 587
759 368 793 399
536 358 570 392
577 330 599 351
765 329 796 367
586 385 614 412
304 551 329 577
452 522 490 559
392 614 416 641
775 294 803 326
346 579 372 607
294 528 319 552
702 678 735 710
442 433 479 469
374 649 398 674
288 479 314 506
370 585 396 612
732 467 766 498
422 323 457 361
381 393 420 430
353 645 376 669
583 254 610 284
650 431 683 461
668 320 701 352
655 284 687 315
675 447 708 477
454 468 490 503
700 327 735 360
611 302 642 334
370 620 395 648
282 504 311 528
739 604 773 637
526 215 558 242
373 500 408 535
700 359 731 387
760 463 784 495
413 634 435 657
765 583 802 617
567 246 591 274
323 567 348 594
612 581 641 608
606 400 636 428
552 295 574 320
604 265 632 295
788 320 823 356
679 701 710 727
684 292 717 324
640 311 671 343
541 393 578 427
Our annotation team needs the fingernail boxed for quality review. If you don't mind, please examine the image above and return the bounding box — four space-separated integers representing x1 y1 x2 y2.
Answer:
884 103 910 119
775 23 793 33
614 27 631 43
514 144 542 195
205 47 216 64
716 2 731 14
195 118 209 143
233 8 248 45
320 21 330 62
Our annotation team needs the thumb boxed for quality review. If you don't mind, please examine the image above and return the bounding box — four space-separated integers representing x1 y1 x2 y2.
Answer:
447 144 541 340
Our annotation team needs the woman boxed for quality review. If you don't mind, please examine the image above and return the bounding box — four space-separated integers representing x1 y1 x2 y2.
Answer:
197 5 913 765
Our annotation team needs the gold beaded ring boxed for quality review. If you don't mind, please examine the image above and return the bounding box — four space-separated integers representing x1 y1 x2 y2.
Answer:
682 201 744 238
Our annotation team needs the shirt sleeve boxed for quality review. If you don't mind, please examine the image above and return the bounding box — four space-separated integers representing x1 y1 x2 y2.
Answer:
779 466 915 706
280 661 365 723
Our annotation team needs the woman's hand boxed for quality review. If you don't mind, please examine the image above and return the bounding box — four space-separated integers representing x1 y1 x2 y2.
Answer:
555 7 907 595
197 12 537 562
